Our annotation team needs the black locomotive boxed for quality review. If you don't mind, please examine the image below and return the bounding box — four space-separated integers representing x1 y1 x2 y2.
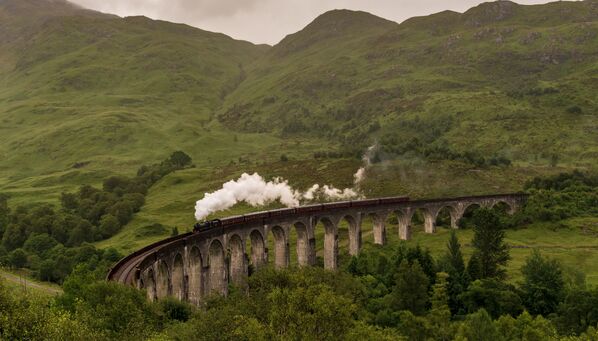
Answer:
193 219 222 232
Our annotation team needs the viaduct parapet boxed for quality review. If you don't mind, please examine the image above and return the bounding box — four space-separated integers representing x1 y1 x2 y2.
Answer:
107 193 527 305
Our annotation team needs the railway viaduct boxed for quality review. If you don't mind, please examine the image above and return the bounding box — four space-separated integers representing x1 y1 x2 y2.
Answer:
107 193 527 305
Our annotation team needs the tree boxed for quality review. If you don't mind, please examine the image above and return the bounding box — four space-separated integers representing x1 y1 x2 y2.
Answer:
428 272 453 340
267 284 355 340
99 214 120 239
442 230 470 314
23 233 58 257
455 309 500 341
555 288 598 335
168 151 192 168
459 279 523 319
520 250 565 316
392 260 429 315
0 194 9 236
170 227 179 237
2 223 27 251
470 208 510 279
7 248 27 268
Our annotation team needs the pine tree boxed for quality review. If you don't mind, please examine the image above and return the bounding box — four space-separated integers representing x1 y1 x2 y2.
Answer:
428 272 453 340
392 260 429 315
470 208 510 279
443 231 470 315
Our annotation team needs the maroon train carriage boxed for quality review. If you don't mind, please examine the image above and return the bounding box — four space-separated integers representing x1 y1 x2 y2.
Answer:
221 215 246 227
295 204 324 214
323 201 352 210
244 211 270 224
378 196 410 205
349 198 381 208
268 207 297 218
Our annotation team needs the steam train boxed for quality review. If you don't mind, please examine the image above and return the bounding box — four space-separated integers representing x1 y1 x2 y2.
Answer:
192 196 409 233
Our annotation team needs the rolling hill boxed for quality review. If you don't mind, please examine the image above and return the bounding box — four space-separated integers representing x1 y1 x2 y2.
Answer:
220 1 598 166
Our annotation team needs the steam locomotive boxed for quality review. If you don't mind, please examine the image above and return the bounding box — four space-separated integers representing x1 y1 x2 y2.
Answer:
191 196 409 233
193 219 222 232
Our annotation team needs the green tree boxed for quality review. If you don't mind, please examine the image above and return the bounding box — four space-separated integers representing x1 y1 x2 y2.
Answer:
171 227 179 237
23 233 58 257
442 230 470 314
267 284 355 340
470 208 510 279
555 288 598 335
99 214 120 239
168 151 192 168
7 248 27 268
428 272 453 340
0 194 9 236
459 278 523 319
2 223 27 251
520 250 565 316
392 260 429 315
455 309 500 341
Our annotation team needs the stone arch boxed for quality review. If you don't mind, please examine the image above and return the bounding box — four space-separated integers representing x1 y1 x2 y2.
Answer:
156 260 170 299
208 239 227 295
249 230 266 270
435 205 456 229
367 212 387 246
187 246 203 305
171 253 185 301
491 199 516 215
271 225 289 269
395 208 414 240
294 221 312 266
229 234 247 286
459 202 482 228
342 214 361 256
145 268 157 301
317 217 338 270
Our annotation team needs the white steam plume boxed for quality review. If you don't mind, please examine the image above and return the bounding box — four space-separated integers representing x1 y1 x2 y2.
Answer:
194 173 360 221
353 144 378 185
194 145 378 221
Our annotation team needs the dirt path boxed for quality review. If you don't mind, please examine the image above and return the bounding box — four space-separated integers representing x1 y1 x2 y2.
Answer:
0 270 62 295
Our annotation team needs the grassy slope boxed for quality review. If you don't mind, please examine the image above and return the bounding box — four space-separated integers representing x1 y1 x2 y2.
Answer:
0 0 269 204
221 1 598 166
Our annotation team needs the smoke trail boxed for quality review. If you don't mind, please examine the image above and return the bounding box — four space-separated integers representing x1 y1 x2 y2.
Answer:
194 173 360 220
354 144 377 185
194 145 377 220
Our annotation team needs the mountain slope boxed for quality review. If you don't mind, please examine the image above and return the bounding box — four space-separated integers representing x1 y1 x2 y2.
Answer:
0 0 269 193
219 1 598 166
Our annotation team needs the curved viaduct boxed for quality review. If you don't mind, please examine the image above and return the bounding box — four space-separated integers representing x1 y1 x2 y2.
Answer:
107 193 527 304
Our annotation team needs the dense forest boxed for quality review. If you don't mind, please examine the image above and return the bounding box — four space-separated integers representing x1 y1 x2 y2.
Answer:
0 151 192 283
1 171 598 340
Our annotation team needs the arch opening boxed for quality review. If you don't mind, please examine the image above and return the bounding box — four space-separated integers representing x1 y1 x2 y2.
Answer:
156 260 169 299
248 230 266 272
172 253 185 301
459 203 482 229
294 222 311 267
315 217 338 270
270 226 288 269
229 234 247 286
188 247 202 305
208 240 227 295
435 206 454 229
145 269 157 302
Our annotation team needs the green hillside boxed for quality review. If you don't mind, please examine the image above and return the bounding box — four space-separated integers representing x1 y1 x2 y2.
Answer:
0 0 270 203
221 1 598 166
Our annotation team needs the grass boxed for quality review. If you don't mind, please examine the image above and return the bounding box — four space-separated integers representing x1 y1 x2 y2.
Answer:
0 267 63 296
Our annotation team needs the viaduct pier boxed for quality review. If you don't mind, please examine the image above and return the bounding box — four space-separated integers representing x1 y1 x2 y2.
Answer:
107 193 527 305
